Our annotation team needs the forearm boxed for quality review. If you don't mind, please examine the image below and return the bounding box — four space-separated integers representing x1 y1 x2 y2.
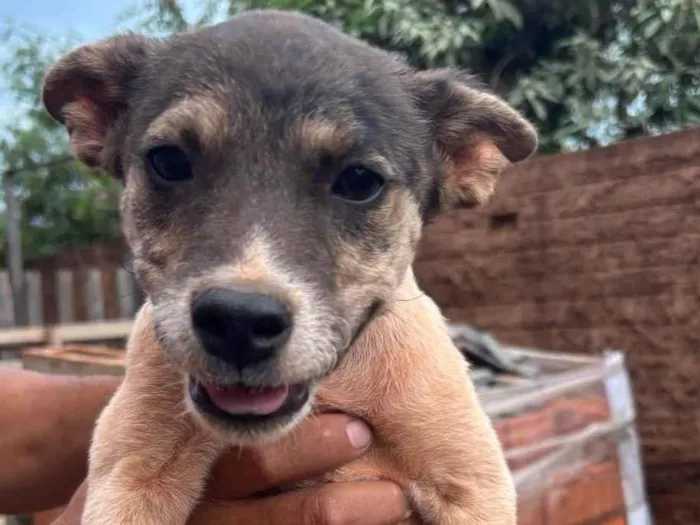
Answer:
0 368 121 514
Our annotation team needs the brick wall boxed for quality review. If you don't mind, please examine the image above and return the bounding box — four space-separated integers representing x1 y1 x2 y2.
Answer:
415 127 700 525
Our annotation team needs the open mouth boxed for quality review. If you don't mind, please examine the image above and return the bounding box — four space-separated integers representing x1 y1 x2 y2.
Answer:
189 377 310 423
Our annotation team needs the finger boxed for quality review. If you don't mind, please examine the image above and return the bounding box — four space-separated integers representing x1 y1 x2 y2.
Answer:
207 413 373 499
51 481 87 525
192 481 410 525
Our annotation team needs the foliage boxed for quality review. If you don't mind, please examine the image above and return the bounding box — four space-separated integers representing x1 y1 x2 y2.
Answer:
0 23 122 261
1 0 699 260
128 0 700 151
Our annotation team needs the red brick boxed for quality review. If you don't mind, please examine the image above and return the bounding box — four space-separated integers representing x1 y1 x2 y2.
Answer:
544 461 625 525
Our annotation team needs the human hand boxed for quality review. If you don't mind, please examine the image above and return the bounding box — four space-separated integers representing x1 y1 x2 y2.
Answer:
53 413 410 525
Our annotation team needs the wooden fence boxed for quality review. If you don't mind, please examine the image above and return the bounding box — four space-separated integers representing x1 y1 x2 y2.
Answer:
0 267 142 328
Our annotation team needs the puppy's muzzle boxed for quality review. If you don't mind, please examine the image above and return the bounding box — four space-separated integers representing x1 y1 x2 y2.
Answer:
191 288 293 369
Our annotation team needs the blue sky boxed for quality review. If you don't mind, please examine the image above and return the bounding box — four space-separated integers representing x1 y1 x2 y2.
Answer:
0 0 204 128
1 0 133 129
0 0 132 42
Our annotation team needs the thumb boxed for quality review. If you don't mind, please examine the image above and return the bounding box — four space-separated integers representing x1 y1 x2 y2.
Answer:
51 481 87 525
191 481 410 525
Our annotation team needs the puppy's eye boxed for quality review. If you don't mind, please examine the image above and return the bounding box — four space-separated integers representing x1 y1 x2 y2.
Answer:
145 146 193 185
331 166 385 203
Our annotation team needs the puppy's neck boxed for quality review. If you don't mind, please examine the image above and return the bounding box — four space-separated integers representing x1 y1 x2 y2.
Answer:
366 267 452 347
318 267 464 415
389 267 424 305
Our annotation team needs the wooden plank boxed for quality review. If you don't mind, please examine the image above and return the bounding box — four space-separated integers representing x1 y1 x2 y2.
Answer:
84 268 105 321
102 267 119 320
0 326 46 346
0 271 14 327
0 320 133 347
56 270 74 323
72 269 88 322
56 320 133 342
454 294 700 331
418 234 700 282
22 345 125 376
419 202 698 256
41 270 58 324
4 171 27 326
25 270 43 326
488 165 700 222
116 268 137 319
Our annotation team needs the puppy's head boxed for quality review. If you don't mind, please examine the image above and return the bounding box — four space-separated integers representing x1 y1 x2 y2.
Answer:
43 10 536 442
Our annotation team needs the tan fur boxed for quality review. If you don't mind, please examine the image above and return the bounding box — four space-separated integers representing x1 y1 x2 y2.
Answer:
144 95 230 159
85 269 514 525
62 98 109 167
207 233 282 288
293 117 358 160
83 305 223 525
413 70 537 166
442 135 511 207
334 189 421 314
317 271 515 524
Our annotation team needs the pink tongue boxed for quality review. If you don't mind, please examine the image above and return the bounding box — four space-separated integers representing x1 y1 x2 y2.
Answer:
204 383 290 416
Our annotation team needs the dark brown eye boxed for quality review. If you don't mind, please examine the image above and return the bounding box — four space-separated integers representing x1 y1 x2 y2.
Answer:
331 166 385 203
145 145 193 186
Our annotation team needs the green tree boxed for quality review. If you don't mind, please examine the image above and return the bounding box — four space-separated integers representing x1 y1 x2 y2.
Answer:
1 0 699 261
128 0 700 152
0 24 122 261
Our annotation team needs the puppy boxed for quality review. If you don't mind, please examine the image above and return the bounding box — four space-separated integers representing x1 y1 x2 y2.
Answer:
43 10 537 525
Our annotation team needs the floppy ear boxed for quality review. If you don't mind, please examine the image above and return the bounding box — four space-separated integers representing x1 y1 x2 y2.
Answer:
42 33 156 177
411 68 538 209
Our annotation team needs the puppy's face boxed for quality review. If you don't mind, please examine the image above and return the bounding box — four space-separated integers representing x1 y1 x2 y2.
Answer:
43 10 536 442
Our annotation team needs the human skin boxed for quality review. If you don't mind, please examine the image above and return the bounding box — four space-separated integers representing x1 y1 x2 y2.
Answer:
0 368 409 524
0 368 119 513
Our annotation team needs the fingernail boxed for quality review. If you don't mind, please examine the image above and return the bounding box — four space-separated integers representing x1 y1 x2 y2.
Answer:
346 419 373 450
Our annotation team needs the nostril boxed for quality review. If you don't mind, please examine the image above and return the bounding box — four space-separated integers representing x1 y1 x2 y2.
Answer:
251 313 290 341
192 304 229 340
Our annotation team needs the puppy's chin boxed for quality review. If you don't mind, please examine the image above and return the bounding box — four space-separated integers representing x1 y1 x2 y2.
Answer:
184 375 317 445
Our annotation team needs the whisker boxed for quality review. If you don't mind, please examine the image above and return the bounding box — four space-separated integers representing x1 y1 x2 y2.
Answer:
394 292 426 303
118 259 137 276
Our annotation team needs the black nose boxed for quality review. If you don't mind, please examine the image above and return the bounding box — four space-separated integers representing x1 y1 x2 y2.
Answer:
191 288 292 368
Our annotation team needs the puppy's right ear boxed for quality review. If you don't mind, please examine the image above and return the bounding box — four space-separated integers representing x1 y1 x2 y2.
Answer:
42 34 156 177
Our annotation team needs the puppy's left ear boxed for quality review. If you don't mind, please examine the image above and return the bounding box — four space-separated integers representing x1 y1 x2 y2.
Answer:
411 68 538 209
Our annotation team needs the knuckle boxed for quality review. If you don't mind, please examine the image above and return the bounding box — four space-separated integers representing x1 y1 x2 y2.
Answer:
301 490 343 525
